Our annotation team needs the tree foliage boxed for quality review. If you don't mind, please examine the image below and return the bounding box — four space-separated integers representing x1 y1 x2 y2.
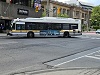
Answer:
93 26 100 30
42 11 46 17
91 5 100 26
42 11 69 18
57 13 69 18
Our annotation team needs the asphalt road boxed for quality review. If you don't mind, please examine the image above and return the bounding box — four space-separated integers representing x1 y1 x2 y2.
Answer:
0 33 100 75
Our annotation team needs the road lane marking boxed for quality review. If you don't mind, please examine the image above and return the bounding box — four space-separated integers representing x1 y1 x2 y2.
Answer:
54 50 100 67
0 41 17 45
85 56 100 60
91 38 100 39
95 55 100 57
96 38 100 39
80 36 100 40
54 56 85 67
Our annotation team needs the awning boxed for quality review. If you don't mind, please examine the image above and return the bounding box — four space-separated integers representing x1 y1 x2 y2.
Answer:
0 16 13 20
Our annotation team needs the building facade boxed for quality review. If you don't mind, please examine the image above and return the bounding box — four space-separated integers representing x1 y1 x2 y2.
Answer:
0 0 32 7
41 0 93 26
0 0 42 32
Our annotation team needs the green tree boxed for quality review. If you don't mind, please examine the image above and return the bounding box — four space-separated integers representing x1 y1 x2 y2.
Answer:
42 11 46 17
57 13 69 18
91 5 100 26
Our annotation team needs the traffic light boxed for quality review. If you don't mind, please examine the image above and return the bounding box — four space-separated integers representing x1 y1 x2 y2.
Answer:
35 6 39 12
57 7 61 14
10 0 12 4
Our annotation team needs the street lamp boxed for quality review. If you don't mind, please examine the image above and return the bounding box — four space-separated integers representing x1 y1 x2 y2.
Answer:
89 19 91 30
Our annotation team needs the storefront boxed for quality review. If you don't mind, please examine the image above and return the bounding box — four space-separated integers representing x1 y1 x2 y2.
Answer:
0 1 42 33
1 0 31 7
0 17 11 33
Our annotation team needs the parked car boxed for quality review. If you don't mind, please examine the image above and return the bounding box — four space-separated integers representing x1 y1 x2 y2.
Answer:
96 29 100 34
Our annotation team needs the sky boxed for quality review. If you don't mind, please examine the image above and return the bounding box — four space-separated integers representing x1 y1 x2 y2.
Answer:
57 0 100 6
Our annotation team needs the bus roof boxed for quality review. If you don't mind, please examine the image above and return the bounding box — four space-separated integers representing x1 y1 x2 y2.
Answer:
12 17 81 24
26 17 79 20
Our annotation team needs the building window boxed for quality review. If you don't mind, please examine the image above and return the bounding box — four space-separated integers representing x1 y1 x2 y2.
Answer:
41 6 44 12
74 11 76 17
76 11 79 18
0 0 6 2
82 13 84 18
53 6 57 17
82 19 84 25
11 0 31 6
60 8 63 14
85 14 87 20
67 10 70 16
63 9 66 14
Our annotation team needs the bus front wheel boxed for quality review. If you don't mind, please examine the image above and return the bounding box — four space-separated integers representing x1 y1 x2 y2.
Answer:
63 32 69 38
27 32 34 38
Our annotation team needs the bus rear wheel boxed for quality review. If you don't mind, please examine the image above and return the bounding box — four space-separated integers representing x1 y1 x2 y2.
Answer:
63 32 69 38
27 32 34 38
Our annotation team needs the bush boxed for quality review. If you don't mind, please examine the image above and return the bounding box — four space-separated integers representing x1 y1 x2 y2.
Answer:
82 25 87 31
42 11 46 17
93 26 100 30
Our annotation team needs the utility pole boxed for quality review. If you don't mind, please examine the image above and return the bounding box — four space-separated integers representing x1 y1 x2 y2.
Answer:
46 0 50 17
4 0 11 15
87 9 89 32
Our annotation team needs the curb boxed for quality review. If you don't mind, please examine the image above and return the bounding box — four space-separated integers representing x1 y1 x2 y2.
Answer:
82 31 96 33
8 67 100 75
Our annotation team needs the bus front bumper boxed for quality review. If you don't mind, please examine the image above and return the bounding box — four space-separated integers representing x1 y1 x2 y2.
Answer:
7 33 13 36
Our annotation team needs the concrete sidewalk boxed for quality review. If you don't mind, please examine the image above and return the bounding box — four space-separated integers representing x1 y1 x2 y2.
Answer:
82 31 98 35
11 68 100 75
0 33 7 37
83 31 96 33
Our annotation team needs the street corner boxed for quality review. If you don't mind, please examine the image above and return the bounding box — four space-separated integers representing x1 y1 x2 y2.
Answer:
82 31 97 35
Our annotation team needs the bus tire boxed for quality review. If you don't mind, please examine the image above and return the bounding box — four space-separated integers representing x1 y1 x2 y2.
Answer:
63 31 69 38
27 32 34 38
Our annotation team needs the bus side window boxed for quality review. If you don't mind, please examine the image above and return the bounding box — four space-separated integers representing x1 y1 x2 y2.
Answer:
21 25 25 30
48 23 52 30
56 24 62 30
32 24 37 30
70 24 78 29
62 24 69 30
25 24 31 30
38 23 46 30
16 24 25 30
16 24 21 30
25 23 37 30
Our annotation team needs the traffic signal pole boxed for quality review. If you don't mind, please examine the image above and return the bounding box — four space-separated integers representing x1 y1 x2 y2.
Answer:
87 9 89 32
47 0 49 17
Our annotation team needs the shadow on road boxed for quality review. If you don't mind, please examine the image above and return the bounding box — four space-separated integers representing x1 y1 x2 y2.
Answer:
2 36 80 39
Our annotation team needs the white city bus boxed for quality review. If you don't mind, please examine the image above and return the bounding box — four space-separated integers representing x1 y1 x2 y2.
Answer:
7 17 82 38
